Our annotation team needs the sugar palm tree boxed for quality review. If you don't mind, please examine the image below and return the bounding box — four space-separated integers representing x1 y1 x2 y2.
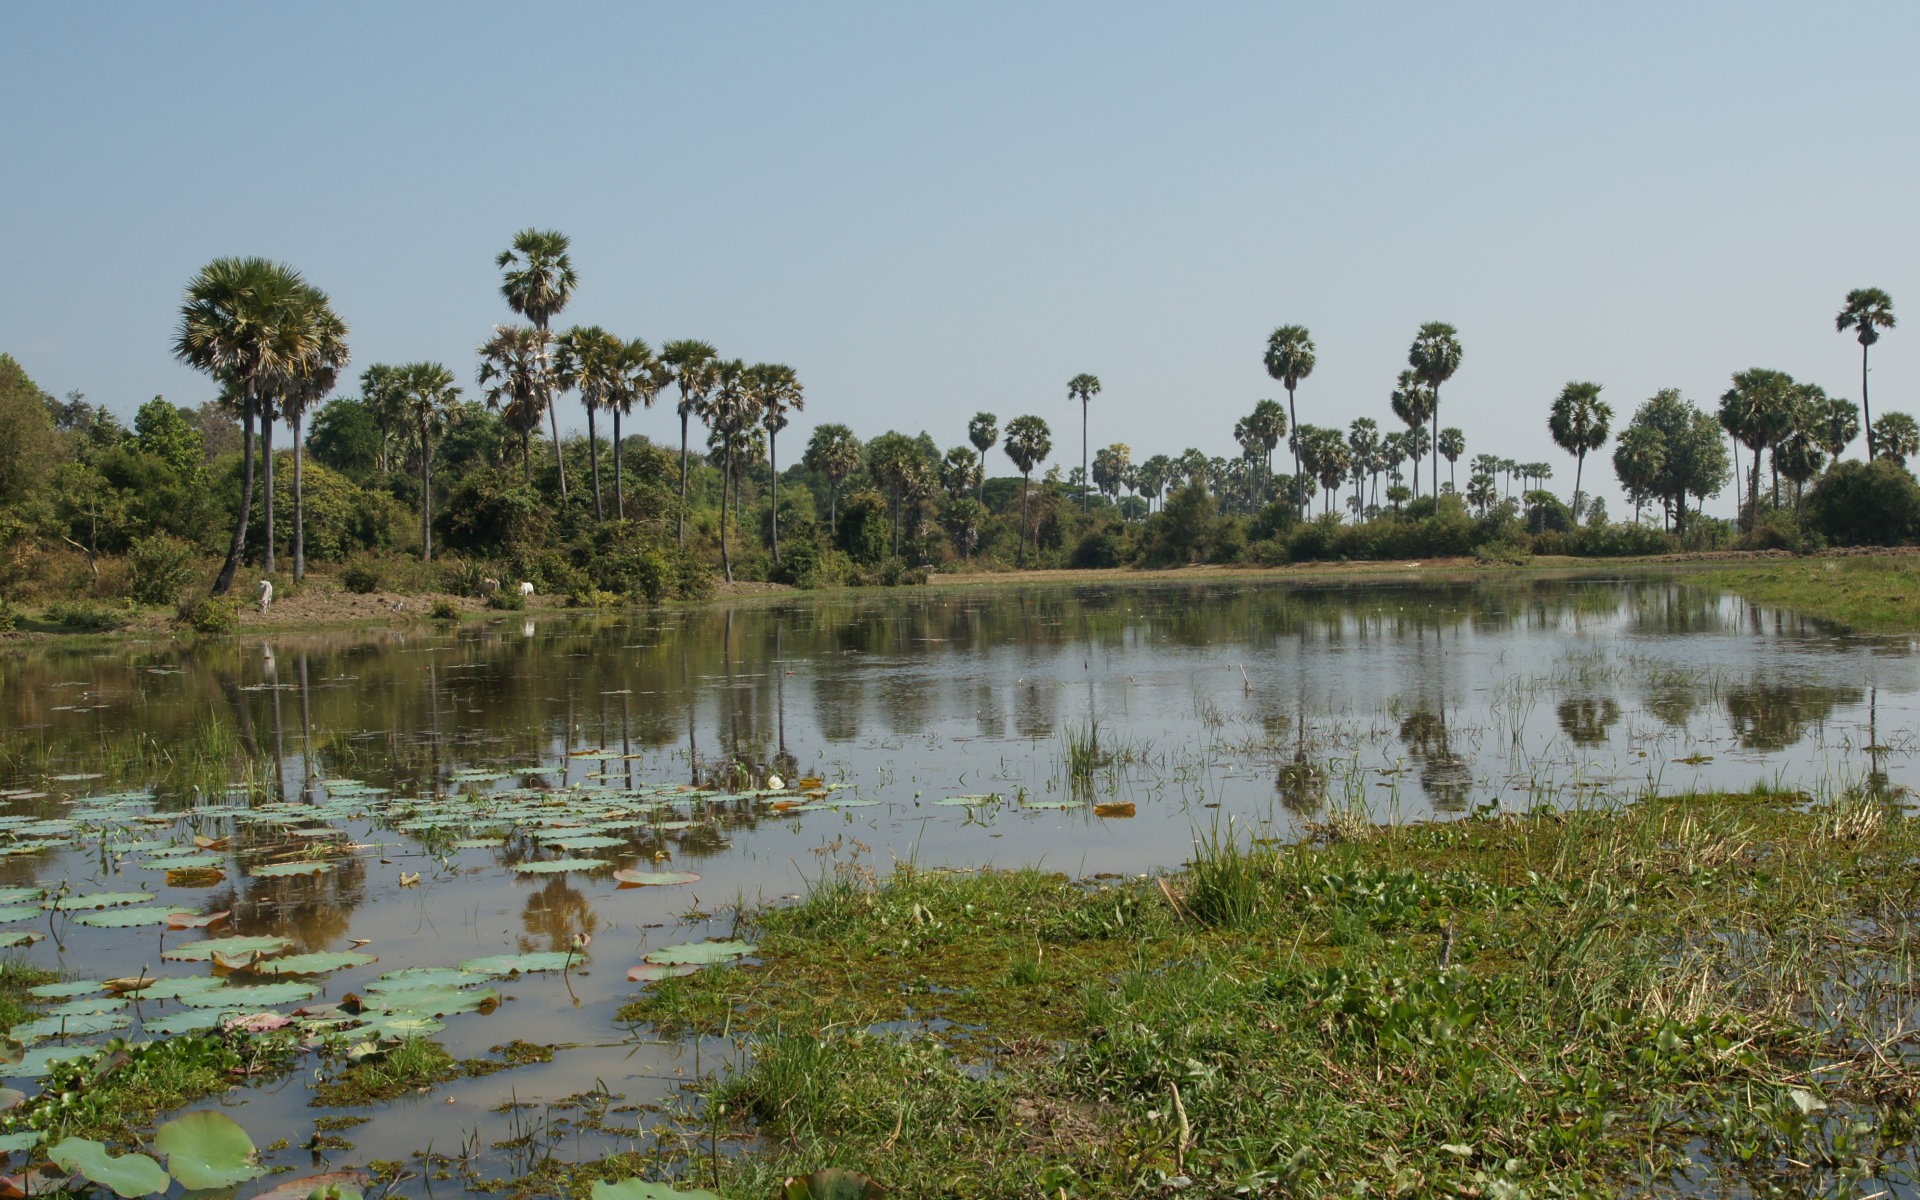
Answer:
173 256 310 596
554 325 625 521
1263 326 1316 514
1389 370 1436 499
1408 322 1463 498
496 229 577 497
746 362 804 566
1547 381 1611 518
700 359 752 582
1246 399 1287 503
1003 415 1051 566
280 288 349 582
1348 418 1382 509
1136 454 1170 513
1836 288 1895 460
359 363 406 475
1067 374 1101 512
477 325 552 485
1814 394 1861 467
1092 443 1130 506
607 338 664 520
401 362 460 561
1718 368 1796 528
661 339 719 546
1873 412 1920 465
866 433 924 558
1437 427 1465 493
967 411 998 495
803 423 862 536
942 446 983 502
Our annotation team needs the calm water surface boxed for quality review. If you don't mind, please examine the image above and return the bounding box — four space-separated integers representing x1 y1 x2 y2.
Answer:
0 573 1912 1180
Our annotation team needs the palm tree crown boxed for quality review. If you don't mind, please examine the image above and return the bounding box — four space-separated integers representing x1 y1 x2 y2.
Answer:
1408 322 1462 503
1003 415 1051 566
1263 325 1316 510
1547 381 1610 517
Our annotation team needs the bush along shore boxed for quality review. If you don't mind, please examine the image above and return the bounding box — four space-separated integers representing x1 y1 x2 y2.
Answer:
612 786 1920 1198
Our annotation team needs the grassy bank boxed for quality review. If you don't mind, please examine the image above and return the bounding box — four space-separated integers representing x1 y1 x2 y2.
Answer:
1694 555 1920 632
617 787 1920 1198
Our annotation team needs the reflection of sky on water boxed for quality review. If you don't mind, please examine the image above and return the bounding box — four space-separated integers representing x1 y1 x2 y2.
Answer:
0 574 1914 1176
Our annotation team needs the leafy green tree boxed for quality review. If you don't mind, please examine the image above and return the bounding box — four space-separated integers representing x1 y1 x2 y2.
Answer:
476 327 552 485
554 325 627 520
400 362 461 561
803 423 862 535
1836 287 1895 460
1873 411 1920 465
866 431 925 559
662 339 719 546
1002 415 1051 566
943 496 987 560
1718 368 1797 527
747 363 804 566
1611 423 1666 524
1263 326 1316 514
1806 457 1920 545
1407 322 1462 501
1389 370 1437 499
496 229 577 496
306 397 381 480
1621 389 1730 532
1547 381 1611 518
133 398 203 476
1067 374 1101 512
1437 427 1466 493
173 256 314 595
0 354 59 511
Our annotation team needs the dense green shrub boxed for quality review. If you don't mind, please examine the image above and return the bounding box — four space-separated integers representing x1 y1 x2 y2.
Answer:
428 597 460 621
0 600 15 634
45 599 127 631
183 596 239 635
1738 510 1818 554
835 490 893 567
1805 459 1920 546
340 560 384 594
126 534 196 605
1564 522 1678 558
1070 522 1130 569
485 589 526 611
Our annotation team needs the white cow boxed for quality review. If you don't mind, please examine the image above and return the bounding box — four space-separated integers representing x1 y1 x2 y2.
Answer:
518 581 535 597
256 580 273 613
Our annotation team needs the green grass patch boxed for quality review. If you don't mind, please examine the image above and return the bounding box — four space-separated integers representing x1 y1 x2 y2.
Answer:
310 1038 459 1107
0 1033 293 1144
1696 555 1920 631
619 789 1920 1197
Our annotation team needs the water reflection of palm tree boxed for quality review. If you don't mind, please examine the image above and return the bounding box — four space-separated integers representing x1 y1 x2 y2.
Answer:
520 876 597 953
1554 697 1621 747
218 856 368 952
1399 708 1471 812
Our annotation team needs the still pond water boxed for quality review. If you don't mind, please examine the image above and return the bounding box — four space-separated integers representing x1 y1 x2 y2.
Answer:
0 572 1912 1181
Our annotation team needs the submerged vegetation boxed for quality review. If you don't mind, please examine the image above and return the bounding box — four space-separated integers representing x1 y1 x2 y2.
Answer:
624 787 1920 1196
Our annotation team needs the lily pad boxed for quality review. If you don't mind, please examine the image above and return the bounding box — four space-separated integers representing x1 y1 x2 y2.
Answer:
249 861 337 878
154 1111 261 1190
643 941 757 966
367 985 497 1017
0 907 43 925
45 892 155 911
72 906 177 929
248 951 377 976
49 1137 169 1198
592 1180 722 1200
13 1010 133 1041
0 1131 45 1155
613 869 702 887
162 935 291 962
139 1009 228 1035
26 981 103 999
180 981 320 1008
510 857 611 874
363 968 477 994
627 963 702 983
139 854 223 871
458 951 582 976
0 931 42 949
0 888 41 906
117 976 226 1000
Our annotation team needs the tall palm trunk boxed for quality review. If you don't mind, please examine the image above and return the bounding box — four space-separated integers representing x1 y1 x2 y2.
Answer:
1285 383 1301 517
261 410 277 575
522 431 533 486
612 409 624 521
677 410 691 546
1571 451 1585 519
1080 401 1089 513
1431 405 1440 508
718 447 733 583
292 414 307 581
537 317 567 499
1748 447 1763 532
768 432 781 566
214 401 258 596
1863 342 1877 461
1017 474 1030 566
419 415 433 562
586 403 603 520
829 480 839 537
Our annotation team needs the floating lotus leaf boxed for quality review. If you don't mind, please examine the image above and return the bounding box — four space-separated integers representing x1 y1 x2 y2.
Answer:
44 996 128 1017
510 858 611 874
0 931 43 949
179 982 318 1008
449 837 505 849
934 795 997 807
368 985 497 1017
13 1010 133 1041
591 1180 722 1200
165 910 230 930
162 935 291 962
251 1170 369 1200
542 835 628 851
627 963 702 983
139 854 223 871
613 870 702 887
350 1011 445 1039
139 1009 227 1035
118 976 225 1000
26 981 102 999
780 1169 887 1200
1018 798 1082 810
643 941 756 966
0 907 42 925
0 888 40 906
49 1137 169 1198
249 861 337 878
363 967 478 994
45 892 155 911
459 951 582 976
247 951 377 976
73 906 177 929
154 1111 261 1190
0 1131 44 1154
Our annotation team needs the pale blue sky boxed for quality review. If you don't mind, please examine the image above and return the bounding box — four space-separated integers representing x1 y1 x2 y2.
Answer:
4 3 1915 511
